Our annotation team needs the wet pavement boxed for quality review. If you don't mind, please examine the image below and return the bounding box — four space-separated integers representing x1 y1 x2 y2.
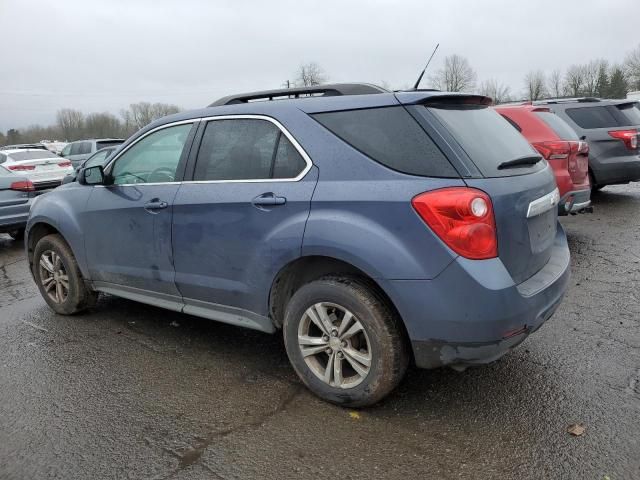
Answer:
1 185 639 480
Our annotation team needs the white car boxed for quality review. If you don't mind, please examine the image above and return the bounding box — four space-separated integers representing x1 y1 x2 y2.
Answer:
0 148 74 188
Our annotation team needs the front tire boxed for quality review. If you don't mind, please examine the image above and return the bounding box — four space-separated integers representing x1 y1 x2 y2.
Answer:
283 276 409 407
33 234 98 314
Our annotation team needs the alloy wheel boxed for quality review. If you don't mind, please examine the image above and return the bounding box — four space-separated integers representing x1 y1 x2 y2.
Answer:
39 250 69 304
297 302 372 389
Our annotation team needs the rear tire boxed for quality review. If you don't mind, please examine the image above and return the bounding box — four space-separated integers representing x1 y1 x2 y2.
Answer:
33 234 98 315
283 276 409 407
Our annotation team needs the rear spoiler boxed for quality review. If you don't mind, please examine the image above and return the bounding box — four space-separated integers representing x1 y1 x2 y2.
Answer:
395 91 493 106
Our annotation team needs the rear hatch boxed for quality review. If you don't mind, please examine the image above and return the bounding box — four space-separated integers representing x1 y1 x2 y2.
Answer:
562 101 640 163
532 109 589 185
402 94 559 284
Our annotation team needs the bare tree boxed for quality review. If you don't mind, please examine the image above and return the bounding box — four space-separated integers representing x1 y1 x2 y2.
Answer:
430 54 477 92
548 69 563 98
121 102 180 132
564 65 586 97
624 43 640 90
83 112 123 138
478 78 512 104
294 62 328 87
582 60 604 96
524 70 547 100
56 109 85 141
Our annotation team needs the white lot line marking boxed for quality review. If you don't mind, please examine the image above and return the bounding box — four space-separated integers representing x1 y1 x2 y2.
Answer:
21 320 49 333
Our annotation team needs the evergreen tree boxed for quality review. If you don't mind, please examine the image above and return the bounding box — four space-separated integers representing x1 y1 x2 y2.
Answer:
609 67 628 99
595 63 609 98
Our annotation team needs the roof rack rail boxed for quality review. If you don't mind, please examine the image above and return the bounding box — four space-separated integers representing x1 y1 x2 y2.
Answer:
533 97 601 105
209 83 388 107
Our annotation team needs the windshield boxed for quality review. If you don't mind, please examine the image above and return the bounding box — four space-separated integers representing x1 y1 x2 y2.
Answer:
427 105 542 177
7 150 60 161
84 148 114 168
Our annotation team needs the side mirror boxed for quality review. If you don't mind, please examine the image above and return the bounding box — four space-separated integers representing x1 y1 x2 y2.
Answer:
79 165 106 185
59 151 65 158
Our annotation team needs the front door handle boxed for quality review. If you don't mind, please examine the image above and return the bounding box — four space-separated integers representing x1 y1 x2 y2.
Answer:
252 192 287 207
144 199 169 211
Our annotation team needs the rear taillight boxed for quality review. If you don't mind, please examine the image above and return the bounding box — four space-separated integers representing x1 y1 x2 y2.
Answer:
608 129 638 150
58 161 72 167
10 180 35 192
412 187 498 260
8 165 36 171
532 141 570 166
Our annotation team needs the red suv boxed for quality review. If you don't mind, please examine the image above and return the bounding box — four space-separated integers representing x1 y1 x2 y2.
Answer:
495 104 591 215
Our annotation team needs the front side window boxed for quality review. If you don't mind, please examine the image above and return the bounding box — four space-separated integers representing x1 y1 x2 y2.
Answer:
111 124 192 185
61 144 72 157
79 142 92 155
194 119 307 181
70 143 83 155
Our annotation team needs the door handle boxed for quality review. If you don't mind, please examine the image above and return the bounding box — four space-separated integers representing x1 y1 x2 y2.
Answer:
144 199 169 211
251 192 287 207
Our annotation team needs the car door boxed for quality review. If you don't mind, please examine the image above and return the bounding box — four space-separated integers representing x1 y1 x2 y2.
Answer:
171 116 317 329
81 121 197 306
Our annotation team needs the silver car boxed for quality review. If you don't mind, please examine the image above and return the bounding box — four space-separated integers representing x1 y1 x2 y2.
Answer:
60 139 124 169
0 166 37 240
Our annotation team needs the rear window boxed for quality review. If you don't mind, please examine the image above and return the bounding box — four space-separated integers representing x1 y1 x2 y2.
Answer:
565 103 640 129
534 112 579 140
7 151 58 161
428 105 541 177
312 106 457 177
96 140 123 150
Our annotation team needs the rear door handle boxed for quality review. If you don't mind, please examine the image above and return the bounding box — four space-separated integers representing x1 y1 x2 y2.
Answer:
144 199 169 211
252 192 287 207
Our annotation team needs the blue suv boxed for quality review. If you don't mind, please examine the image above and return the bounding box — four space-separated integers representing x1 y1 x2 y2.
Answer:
26 84 570 406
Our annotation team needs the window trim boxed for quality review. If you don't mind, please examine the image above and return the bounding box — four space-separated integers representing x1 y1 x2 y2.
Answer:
102 115 312 186
187 115 313 184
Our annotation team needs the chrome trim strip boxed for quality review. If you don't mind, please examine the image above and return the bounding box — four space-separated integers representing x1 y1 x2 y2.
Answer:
102 114 313 187
526 188 560 218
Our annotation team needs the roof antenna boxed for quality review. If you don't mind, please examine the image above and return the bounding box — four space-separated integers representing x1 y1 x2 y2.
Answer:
412 43 440 90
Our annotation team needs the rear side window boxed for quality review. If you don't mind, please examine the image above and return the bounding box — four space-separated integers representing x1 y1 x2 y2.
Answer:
194 119 307 181
312 106 457 177
566 106 619 129
617 102 640 125
534 112 579 140
428 105 540 177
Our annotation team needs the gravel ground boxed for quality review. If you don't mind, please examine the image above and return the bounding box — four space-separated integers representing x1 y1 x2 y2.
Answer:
0 184 638 480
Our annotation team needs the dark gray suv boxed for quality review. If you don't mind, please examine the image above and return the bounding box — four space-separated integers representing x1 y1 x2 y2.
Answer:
536 98 640 189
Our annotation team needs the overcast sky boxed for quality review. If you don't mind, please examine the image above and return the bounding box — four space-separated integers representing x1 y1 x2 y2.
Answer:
0 0 638 132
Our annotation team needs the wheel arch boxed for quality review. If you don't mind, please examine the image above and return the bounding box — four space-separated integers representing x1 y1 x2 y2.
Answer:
268 255 411 349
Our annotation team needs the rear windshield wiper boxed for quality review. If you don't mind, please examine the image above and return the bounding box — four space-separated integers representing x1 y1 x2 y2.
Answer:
497 155 543 170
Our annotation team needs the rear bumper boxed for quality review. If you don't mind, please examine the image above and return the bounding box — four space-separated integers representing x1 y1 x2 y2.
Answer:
381 224 570 369
591 155 640 186
0 203 32 233
559 188 591 215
